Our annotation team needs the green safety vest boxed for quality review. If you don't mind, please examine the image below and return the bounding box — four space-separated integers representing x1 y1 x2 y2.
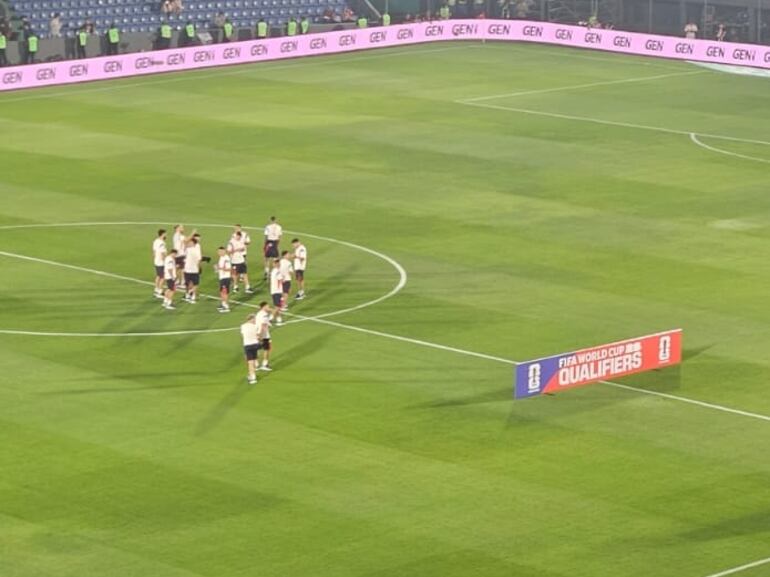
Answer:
286 20 297 36
78 31 88 46
108 28 119 43
257 21 268 37
300 19 309 34
382 13 390 25
357 17 367 28
161 24 172 38
223 22 233 38
439 5 449 18
28 35 38 51
0 33 6 50
185 24 195 38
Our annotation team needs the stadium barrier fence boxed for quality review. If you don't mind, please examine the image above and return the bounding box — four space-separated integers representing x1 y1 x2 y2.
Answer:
2 20 769 92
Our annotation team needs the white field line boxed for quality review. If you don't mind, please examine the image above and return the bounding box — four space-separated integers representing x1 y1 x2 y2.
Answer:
0 44 475 104
690 133 770 165
703 557 770 577
458 100 770 147
461 70 705 103
482 41 688 70
1 244 769 425
0 221 408 330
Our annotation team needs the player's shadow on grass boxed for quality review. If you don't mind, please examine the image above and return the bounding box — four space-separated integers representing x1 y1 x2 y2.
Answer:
99 299 162 335
299 262 360 304
195 354 252 436
38 372 226 395
275 331 331 372
415 387 514 409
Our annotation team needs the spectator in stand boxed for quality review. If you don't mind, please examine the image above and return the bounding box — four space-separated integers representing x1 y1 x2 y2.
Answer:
342 6 354 21
214 11 226 28
76 24 89 58
684 20 698 39
156 19 172 49
49 13 62 37
85 17 95 33
716 23 726 41
171 0 184 15
0 26 6 67
321 7 335 22
180 20 196 46
106 22 120 55
25 29 38 63
161 0 172 16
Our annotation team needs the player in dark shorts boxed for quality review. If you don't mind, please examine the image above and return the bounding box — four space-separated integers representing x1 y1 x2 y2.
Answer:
216 246 233 313
256 301 273 371
241 313 261 384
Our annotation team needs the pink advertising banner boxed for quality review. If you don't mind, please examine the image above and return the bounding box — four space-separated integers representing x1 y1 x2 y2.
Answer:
1 20 768 92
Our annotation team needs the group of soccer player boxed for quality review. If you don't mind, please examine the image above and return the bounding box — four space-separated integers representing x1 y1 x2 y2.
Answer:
151 218 308 383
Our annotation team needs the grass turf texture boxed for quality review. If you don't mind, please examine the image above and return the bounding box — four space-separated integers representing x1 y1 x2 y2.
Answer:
1 41 769 577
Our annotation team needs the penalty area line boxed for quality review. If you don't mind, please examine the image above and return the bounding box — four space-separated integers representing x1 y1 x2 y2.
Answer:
690 133 770 165
702 556 770 577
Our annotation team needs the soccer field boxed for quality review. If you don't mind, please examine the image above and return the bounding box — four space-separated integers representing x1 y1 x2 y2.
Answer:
1 41 769 577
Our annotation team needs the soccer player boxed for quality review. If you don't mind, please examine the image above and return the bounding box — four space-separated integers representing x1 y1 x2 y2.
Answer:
278 250 293 312
183 233 202 303
291 238 307 300
269 258 284 325
162 249 178 310
263 216 282 278
216 246 233 313
255 301 273 371
228 231 253 294
240 313 260 384
152 229 167 299
232 224 251 254
172 224 187 284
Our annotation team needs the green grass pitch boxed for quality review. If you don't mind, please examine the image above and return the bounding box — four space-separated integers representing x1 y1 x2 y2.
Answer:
1 41 769 577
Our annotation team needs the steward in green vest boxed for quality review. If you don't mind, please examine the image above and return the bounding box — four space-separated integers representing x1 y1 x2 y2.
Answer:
256 18 268 39
158 21 172 50
106 23 119 55
76 27 88 59
222 19 234 42
0 31 7 67
357 16 367 28
26 33 38 64
182 21 196 46
300 17 310 34
439 4 450 19
286 19 297 36
382 12 390 26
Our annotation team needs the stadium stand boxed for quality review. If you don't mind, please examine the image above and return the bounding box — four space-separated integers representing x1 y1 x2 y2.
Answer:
7 0 350 36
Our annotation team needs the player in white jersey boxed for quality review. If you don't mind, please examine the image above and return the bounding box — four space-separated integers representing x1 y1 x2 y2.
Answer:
255 301 273 371
291 238 307 300
240 313 260 384
228 231 253 294
263 216 282 278
215 246 233 313
152 229 167 298
269 259 284 325
172 224 187 284
232 224 251 255
278 251 294 312
162 249 178 310
183 233 202 303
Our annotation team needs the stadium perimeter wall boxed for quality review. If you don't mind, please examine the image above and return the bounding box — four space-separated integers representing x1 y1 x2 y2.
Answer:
2 20 770 92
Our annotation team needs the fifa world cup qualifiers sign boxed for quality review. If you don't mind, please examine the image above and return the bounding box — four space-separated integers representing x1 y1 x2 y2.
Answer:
2 20 770 92
514 329 682 399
